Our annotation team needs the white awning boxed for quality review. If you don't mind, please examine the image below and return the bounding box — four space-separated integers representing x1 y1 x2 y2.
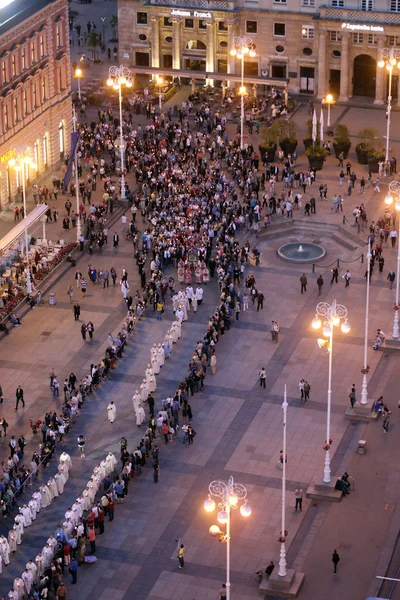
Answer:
0 204 48 253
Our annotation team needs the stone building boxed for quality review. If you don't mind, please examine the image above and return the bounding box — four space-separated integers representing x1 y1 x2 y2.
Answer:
0 0 71 209
118 0 400 103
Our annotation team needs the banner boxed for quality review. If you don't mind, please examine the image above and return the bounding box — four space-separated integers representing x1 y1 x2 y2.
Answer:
62 131 81 193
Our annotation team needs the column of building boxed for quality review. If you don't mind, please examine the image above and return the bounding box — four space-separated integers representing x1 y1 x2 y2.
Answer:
375 35 386 104
338 32 350 101
206 22 215 86
317 31 327 99
151 18 160 69
172 19 181 71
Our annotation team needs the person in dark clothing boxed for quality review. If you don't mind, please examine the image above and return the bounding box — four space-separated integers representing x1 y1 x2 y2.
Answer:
73 303 81 321
15 386 25 410
332 550 340 573
330 266 339 284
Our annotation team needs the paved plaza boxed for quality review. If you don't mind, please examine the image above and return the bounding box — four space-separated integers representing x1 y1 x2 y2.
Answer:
0 3 400 596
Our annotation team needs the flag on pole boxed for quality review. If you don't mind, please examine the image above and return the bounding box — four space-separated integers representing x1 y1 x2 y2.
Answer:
62 131 81 193
320 109 324 145
312 109 317 143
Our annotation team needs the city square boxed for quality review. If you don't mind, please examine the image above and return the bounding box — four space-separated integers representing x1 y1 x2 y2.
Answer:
0 0 399 598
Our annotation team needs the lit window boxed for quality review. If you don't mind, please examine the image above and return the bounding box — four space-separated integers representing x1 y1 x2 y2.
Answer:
59 120 64 155
31 42 36 63
2 61 7 83
40 35 45 56
11 55 16 77
56 26 61 47
301 25 314 39
13 97 18 122
22 48 26 70
4 104 9 129
23 90 28 115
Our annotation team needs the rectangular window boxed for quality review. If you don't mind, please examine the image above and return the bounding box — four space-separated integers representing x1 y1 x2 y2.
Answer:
246 20 258 34
273 23 286 37
332 0 345 6
11 55 16 77
23 90 27 115
184 18 194 28
13 97 18 122
218 21 228 31
31 42 35 63
40 35 45 56
390 0 400 9
137 12 148 24
2 62 6 84
302 25 314 39
388 35 398 45
163 16 172 27
33 83 37 107
361 0 373 9
42 78 46 101
274 0 287 4
329 30 342 42
303 0 316 5
352 32 364 43
56 26 61 47
198 19 207 29
22 48 26 70
4 105 8 129
367 33 377 44
59 68 62 90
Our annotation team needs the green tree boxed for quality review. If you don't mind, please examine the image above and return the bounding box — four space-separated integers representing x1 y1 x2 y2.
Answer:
109 15 118 41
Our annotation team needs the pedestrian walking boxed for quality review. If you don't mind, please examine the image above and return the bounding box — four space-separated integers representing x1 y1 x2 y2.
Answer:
330 266 339 284
349 384 356 408
295 488 303 511
300 273 308 293
87 321 94 340
111 267 117 286
382 412 390 433
77 435 86 457
256 291 264 311
317 275 324 296
219 584 227 600
332 550 340 574
113 232 119 248
303 381 311 401
81 278 87 295
273 321 280 343
107 401 116 423
259 367 267 388
69 559 78 584
210 354 217 375
153 460 160 483
374 177 380 193
299 379 305 400
81 323 87 341
15 386 25 410
387 270 395 289
343 270 351 287
0 384 3 405
73 303 81 321
178 544 185 569
67 284 74 303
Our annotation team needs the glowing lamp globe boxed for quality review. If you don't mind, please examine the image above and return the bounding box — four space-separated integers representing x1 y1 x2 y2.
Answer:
209 525 221 537
323 324 332 337
237 51 243 60
126 79 132 88
106 77 113 87
378 60 385 68
332 315 340 327
312 315 321 330
217 510 229 524
229 492 238 506
204 496 216 512
396 200 400 212
230 48 237 56
385 194 393 205
249 49 256 57
240 501 252 517
341 319 350 334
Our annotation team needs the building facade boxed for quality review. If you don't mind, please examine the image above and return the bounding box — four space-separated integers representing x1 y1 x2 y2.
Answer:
118 0 400 103
0 0 72 210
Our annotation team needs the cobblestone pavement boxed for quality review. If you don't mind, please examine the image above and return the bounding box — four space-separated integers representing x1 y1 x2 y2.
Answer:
1 10 400 596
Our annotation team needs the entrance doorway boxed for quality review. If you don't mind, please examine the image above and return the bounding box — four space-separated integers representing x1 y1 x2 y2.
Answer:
271 64 286 78
329 69 341 95
353 54 376 97
299 66 315 93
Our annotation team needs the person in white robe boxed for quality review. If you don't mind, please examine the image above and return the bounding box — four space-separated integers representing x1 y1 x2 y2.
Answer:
106 452 117 473
26 560 37 583
8 529 17 552
171 322 179 343
151 353 160 374
82 488 91 511
32 490 42 511
22 569 33 596
35 553 44 578
149 373 157 393
47 535 57 553
87 481 96 504
139 383 147 403
59 451 72 471
14 515 24 541
132 390 141 411
107 401 116 423
48 477 59 499
58 462 69 483
28 499 38 520
135 404 146 426
157 343 165 366
163 337 171 358
41 544 53 568
39 484 52 508
0 537 10 565
55 471 66 495
180 299 188 321
73 498 84 519
13 524 21 545
13 578 24 600
20 505 32 527
63 518 73 539
8 589 18 600
167 329 174 348
174 317 182 337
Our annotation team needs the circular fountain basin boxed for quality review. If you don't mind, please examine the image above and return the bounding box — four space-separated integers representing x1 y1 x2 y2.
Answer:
276 242 326 263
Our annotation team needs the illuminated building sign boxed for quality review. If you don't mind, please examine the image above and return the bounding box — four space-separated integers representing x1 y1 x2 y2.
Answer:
0 148 16 164
341 22 384 32
171 9 212 18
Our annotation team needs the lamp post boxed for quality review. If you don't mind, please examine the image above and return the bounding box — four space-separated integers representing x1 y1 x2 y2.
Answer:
378 47 400 163
230 36 256 150
156 75 163 111
384 180 400 338
323 93 334 128
278 385 288 577
8 149 37 295
312 300 350 483
72 106 82 242
74 67 83 101
107 65 132 199
204 476 251 600
361 239 372 404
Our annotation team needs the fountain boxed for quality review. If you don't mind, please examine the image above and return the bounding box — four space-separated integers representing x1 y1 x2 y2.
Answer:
276 242 326 263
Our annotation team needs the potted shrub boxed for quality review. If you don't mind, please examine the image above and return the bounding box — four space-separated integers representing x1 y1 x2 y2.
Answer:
368 150 385 173
355 128 377 165
259 122 278 163
303 119 314 150
306 144 326 170
277 119 298 157
333 124 351 159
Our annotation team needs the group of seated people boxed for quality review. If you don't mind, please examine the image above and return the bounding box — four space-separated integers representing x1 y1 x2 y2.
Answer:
335 472 353 496
373 328 386 350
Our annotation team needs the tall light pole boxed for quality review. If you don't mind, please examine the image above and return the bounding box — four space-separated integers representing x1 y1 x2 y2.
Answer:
156 75 163 111
204 476 251 600
8 149 37 295
278 385 288 577
312 300 350 483
230 37 256 150
107 65 132 199
378 47 400 163
384 181 400 338
323 93 334 128
361 239 372 404
74 67 83 101
72 106 82 242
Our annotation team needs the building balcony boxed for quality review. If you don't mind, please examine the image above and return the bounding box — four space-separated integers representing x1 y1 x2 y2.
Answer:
319 5 400 25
